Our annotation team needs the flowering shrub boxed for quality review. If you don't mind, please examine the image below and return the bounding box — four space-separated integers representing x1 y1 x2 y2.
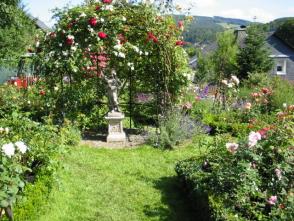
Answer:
176 109 294 220
0 112 80 219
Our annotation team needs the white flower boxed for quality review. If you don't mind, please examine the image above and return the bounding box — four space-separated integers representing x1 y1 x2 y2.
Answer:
248 131 262 148
227 83 234 88
88 27 94 33
15 141 28 154
54 86 59 91
145 52 149 56
118 52 125 58
71 46 77 52
100 18 105 23
221 79 228 85
67 35 74 40
0 127 4 133
59 43 63 47
103 5 114 11
122 16 126 22
2 143 15 157
231 75 240 85
127 62 134 70
283 103 287 108
133 46 139 53
226 143 239 154
114 44 122 51
62 51 69 56
5 128 9 134
36 41 40 48
79 12 86 18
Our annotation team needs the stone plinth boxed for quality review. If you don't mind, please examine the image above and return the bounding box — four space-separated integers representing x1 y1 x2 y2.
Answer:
105 111 126 146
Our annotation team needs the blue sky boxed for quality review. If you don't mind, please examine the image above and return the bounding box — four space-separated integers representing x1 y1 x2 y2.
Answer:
22 0 294 26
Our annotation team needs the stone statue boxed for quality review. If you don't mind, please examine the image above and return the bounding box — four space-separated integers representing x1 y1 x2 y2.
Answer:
104 69 120 112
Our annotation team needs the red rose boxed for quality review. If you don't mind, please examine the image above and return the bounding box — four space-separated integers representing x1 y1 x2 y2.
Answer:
39 90 46 96
147 32 159 43
98 32 108 39
66 35 74 45
176 40 185 46
102 0 112 4
89 17 97 26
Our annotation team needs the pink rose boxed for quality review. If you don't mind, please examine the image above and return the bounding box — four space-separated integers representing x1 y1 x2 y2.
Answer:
267 196 277 205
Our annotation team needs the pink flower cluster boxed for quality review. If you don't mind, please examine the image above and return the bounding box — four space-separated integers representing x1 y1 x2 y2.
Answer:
248 131 262 148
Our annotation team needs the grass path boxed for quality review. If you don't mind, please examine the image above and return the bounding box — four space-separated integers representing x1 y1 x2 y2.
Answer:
36 145 202 221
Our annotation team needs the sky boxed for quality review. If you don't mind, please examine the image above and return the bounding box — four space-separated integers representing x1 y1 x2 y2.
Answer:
22 0 294 27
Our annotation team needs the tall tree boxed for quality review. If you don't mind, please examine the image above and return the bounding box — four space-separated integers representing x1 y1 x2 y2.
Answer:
237 25 273 79
0 0 36 64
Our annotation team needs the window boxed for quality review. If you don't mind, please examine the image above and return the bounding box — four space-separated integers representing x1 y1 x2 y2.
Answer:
276 60 287 75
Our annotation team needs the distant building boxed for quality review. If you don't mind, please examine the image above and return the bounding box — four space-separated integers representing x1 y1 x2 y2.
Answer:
235 27 294 81
27 14 51 32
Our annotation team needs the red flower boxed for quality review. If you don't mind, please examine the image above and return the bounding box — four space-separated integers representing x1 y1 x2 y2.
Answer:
102 0 112 4
176 40 185 46
98 32 108 39
257 127 270 138
261 87 271 95
89 17 97 26
147 32 158 43
39 90 46 96
66 35 74 45
178 21 184 30
95 5 100 11
49 32 56 39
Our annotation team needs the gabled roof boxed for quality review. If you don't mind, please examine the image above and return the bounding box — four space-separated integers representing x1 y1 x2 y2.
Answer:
27 14 51 31
266 33 294 57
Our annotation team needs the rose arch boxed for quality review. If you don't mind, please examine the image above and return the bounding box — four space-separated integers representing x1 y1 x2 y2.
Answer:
38 0 191 128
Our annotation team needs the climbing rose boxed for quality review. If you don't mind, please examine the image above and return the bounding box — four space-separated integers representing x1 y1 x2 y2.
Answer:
98 32 108 39
102 0 112 3
66 35 74 45
147 32 158 43
267 196 277 205
89 17 97 26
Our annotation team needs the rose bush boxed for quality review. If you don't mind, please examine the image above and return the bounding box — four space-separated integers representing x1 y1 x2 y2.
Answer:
176 106 294 220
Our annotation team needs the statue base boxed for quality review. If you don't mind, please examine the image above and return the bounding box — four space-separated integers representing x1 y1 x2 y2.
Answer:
105 111 126 146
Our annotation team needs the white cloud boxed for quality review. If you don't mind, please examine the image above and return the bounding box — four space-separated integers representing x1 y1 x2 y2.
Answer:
220 7 274 23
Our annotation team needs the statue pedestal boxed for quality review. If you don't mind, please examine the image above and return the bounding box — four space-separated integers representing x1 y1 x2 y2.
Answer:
105 111 126 146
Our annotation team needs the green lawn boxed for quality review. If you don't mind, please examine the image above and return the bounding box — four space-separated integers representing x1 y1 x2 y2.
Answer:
35 144 203 221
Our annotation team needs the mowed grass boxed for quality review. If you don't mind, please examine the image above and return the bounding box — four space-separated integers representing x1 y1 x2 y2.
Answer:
36 144 203 221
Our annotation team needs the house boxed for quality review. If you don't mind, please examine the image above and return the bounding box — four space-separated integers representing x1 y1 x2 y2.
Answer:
235 27 294 81
27 14 51 32
267 33 294 81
